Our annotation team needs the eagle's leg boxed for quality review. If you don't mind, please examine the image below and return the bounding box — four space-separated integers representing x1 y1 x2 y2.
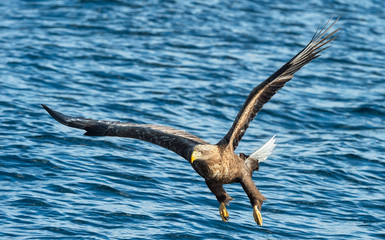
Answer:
205 181 233 222
240 176 266 226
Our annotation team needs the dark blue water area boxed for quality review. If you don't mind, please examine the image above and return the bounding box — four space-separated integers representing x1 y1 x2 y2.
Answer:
1 0 385 239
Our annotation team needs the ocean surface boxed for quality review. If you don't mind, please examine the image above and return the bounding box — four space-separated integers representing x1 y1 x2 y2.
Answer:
1 0 384 239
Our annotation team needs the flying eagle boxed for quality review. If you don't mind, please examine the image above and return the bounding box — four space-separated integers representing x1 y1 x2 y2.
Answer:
42 17 339 225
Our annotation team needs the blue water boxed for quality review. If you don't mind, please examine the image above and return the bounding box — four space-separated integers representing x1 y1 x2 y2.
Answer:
1 0 385 239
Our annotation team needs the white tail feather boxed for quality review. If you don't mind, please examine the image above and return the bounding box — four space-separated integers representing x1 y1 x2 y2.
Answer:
249 135 277 163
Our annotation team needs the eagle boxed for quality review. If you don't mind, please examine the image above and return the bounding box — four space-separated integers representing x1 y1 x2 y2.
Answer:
42 17 339 226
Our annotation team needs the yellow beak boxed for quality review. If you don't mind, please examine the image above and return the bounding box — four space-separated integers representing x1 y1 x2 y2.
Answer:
190 151 198 163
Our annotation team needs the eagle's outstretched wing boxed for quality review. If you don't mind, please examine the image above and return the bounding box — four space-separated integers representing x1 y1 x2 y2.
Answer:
42 104 208 161
217 17 340 151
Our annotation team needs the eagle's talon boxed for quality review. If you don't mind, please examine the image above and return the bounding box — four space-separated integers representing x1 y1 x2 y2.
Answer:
219 202 229 222
253 205 263 226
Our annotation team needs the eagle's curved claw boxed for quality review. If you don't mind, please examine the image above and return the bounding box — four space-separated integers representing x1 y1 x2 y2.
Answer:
253 205 263 226
219 202 229 222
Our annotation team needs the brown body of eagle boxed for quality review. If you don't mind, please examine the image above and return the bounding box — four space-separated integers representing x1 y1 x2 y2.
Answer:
42 17 340 225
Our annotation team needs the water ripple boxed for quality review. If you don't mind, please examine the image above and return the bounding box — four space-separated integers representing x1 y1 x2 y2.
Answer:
1 0 385 239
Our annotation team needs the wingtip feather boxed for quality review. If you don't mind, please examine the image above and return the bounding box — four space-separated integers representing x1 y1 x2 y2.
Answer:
42 104 70 126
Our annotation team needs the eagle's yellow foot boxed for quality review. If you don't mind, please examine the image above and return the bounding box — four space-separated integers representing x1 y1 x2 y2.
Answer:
253 205 263 226
219 202 229 222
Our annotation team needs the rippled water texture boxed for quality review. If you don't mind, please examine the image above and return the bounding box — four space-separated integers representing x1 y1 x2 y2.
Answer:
1 0 385 239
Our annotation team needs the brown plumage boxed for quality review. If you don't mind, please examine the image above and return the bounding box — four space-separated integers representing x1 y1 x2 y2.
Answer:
42 17 339 225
